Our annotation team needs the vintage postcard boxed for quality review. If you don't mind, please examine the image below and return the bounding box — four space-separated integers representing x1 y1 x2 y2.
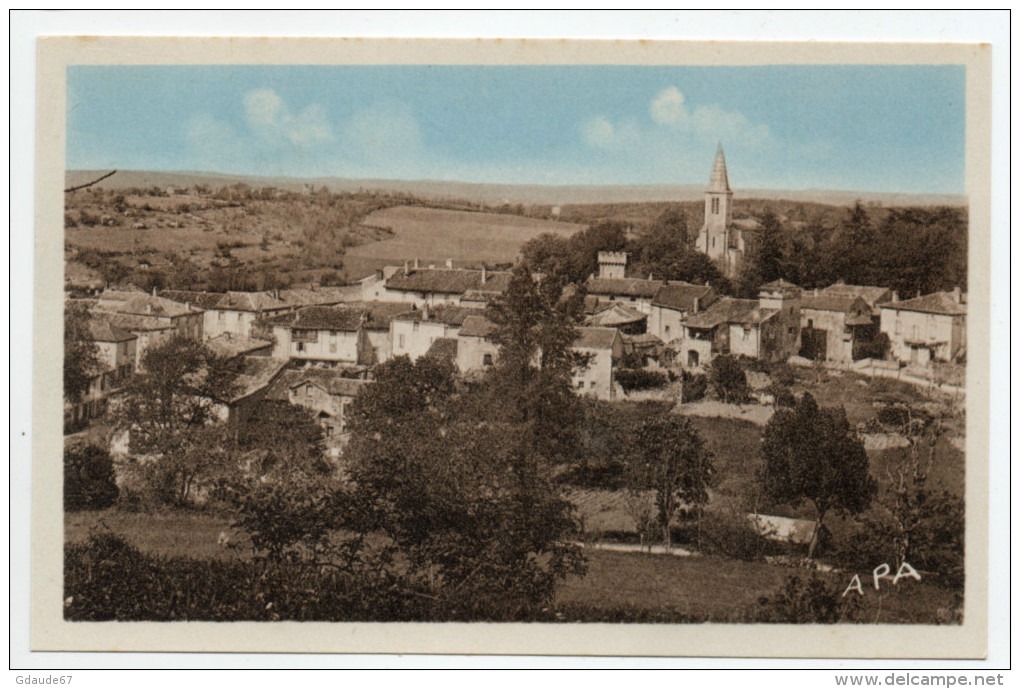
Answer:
33 36 991 657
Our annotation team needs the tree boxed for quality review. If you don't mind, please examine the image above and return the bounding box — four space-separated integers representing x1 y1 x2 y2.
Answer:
709 354 751 404
235 399 330 477
485 264 587 462
627 415 713 550
64 443 119 510
64 302 101 404
114 336 242 505
737 207 784 296
759 393 876 557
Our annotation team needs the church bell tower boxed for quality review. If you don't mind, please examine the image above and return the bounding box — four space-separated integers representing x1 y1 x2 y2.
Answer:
696 144 733 264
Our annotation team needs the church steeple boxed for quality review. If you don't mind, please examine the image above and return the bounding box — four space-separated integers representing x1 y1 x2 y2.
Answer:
707 143 731 193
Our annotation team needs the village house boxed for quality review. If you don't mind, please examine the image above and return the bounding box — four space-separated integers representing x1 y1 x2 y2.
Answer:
570 327 625 400
362 260 512 307
94 290 205 340
266 369 370 440
205 332 274 359
455 315 501 375
160 290 291 340
647 282 719 345
584 302 647 335
799 290 877 362
64 317 138 431
159 290 227 339
676 279 801 368
879 288 967 365
390 304 484 361
817 282 894 316
212 357 290 433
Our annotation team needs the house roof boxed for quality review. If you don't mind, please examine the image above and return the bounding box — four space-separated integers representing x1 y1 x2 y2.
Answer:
160 290 226 310
460 289 503 304
622 332 664 347
881 291 967 316
98 293 202 318
458 315 499 339
88 318 136 343
585 276 661 299
682 298 777 329
384 268 512 295
225 358 289 403
101 313 178 333
216 291 289 312
425 337 459 362
801 294 871 314
586 303 647 328
819 283 893 307
393 305 483 327
205 332 274 359
759 278 802 294
287 306 366 332
651 282 715 312
573 326 620 350
288 368 370 397
277 286 363 306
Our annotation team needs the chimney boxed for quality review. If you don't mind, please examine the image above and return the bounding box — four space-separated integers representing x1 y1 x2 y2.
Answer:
446 258 453 269
404 261 410 276
814 288 819 297
422 303 430 321
414 257 420 270
693 297 700 314
152 286 157 297
481 265 487 285
892 291 899 303
648 273 653 281
953 286 962 304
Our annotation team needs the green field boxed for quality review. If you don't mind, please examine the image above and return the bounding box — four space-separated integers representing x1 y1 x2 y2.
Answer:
343 205 585 279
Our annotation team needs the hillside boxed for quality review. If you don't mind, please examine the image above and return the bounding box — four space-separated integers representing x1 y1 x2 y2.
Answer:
66 170 967 209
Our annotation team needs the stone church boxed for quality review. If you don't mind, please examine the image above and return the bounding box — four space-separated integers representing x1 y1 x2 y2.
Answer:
695 145 745 278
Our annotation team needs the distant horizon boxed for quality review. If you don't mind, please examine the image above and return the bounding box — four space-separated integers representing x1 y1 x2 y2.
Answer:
67 65 966 195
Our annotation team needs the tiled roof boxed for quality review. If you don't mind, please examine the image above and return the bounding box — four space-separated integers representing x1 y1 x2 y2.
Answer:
101 313 178 333
458 315 498 339
395 305 486 327
160 290 226 310
88 318 136 343
425 337 459 362
651 283 715 312
573 326 620 351
622 332 664 346
586 303 647 328
460 289 503 304
205 333 274 358
289 306 366 332
682 298 777 329
277 286 363 306
880 291 967 316
226 358 289 403
585 276 661 299
385 268 512 295
760 279 802 293
801 294 869 314
99 293 201 318
819 283 893 307
216 291 289 312
289 368 370 397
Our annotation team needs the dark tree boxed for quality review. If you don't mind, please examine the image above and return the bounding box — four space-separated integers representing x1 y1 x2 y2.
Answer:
759 393 876 557
64 443 119 510
64 302 100 404
709 354 751 404
627 415 713 550
235 399 330 476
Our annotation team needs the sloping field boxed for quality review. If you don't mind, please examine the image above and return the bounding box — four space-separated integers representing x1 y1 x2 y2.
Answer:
343 205 585 279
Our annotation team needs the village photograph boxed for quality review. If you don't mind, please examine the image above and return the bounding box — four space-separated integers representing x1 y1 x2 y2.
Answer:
56 53 974 632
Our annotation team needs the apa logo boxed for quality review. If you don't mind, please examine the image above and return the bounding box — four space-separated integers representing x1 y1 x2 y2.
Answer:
842 562 921 597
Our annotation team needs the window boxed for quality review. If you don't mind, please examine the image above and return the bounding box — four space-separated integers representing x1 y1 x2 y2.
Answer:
589 381 596 389
788 327 794 335
807 319 813 329
894 316 901 335
664 325 670 338
412 322 419 332
577 380 585 389
482 353 493 367
398 334 405 349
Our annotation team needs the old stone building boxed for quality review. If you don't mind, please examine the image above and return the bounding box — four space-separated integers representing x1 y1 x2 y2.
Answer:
695 145 745 277
879 289 967 364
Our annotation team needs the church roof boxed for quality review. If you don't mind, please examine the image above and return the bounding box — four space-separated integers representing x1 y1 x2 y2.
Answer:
707 144 731 193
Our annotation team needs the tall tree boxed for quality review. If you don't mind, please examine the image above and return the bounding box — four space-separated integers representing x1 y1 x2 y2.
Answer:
628 415 714 550
759 393 876 557
64 302 101 404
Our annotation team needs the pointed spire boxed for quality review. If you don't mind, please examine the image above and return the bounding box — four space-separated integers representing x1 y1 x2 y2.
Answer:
707 143 731 193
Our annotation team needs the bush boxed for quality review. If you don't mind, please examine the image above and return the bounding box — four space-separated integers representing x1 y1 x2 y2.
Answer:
699 501 774 561
747 574 861 623
766 382 796 407
709 355 751 404
682 371 708 402
614 369 668 392
64 444 119 511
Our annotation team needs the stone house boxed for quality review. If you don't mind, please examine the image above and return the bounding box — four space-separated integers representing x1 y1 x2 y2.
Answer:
647 282 718 345
817 282 894 316
390 304 483 361
64 318 138 431
267 369 370 439
879 289 967 365
95 291 205 341
367 262 512 308
212 357 290 432
203 291 291 339
456 315 501 375
571 327 624 400
267 306 374 366
799 292 877 362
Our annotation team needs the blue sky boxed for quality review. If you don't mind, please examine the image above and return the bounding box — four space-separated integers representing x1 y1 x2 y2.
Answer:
66 64 965 193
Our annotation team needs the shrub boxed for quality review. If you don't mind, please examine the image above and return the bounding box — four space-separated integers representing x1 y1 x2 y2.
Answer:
614 369 668 392
709 355 751 404
747 574 861 623
681 371 708 402
699 501 774 561
64 444 119 511
766 382 796 407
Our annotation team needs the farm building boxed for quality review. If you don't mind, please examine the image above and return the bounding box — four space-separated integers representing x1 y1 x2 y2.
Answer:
879 288 967 365
570 327 624 400
647 282 718 345
94 290 205 341
390 304 484 361
266 368 370 439
799 291 878 362
364 261 512 307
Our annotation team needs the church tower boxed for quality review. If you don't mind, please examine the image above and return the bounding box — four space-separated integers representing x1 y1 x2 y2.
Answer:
696 144 734 263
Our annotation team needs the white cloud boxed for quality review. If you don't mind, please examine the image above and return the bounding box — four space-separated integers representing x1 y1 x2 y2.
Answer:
341 103 425 172
581 116 615 147
650 86 689 126
242 88 336 148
